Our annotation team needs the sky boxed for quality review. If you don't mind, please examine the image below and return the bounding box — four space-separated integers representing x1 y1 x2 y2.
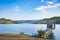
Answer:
0 0 60 20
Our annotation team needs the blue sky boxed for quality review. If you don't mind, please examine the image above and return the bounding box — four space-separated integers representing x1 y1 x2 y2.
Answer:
0 0 60 20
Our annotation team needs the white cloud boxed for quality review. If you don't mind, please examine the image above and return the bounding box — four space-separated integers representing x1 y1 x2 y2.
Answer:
15 6 19 12
35 1 60 18
35 6 47 10
57 3 60 6
47 3 60 8
47 1 53 4
35 3 60 11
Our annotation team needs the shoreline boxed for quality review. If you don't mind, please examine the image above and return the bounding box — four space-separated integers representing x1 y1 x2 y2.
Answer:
0 34 48 40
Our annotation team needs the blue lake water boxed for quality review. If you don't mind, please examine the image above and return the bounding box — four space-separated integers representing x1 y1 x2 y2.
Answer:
0 24 47 35
0 24 60 40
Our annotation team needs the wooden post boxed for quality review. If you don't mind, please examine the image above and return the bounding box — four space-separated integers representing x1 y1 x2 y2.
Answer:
52 23 55 30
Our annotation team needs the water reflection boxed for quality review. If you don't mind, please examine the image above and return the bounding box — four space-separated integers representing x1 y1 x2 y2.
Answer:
49 33 56 40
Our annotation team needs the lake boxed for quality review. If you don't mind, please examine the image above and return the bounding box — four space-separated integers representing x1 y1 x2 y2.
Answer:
0 24 60 40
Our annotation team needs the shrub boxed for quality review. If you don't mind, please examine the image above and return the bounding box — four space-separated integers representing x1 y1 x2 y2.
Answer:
20 32 24 35
38 30 45 37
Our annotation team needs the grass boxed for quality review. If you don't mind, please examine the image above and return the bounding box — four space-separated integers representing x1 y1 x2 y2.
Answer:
0 33 30 37
0 33 48 40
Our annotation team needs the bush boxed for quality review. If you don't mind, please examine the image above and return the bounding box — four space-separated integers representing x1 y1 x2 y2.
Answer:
38 30 45 37
20 32 24 35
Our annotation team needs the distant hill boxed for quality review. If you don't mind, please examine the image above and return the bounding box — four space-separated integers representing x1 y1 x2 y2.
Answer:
13 20 37 24
34 16 60 24
0 18 37 24
0 16 60 24
0 18 13 24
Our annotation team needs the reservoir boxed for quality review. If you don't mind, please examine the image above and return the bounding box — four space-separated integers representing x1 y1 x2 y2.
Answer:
0 24 60 40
